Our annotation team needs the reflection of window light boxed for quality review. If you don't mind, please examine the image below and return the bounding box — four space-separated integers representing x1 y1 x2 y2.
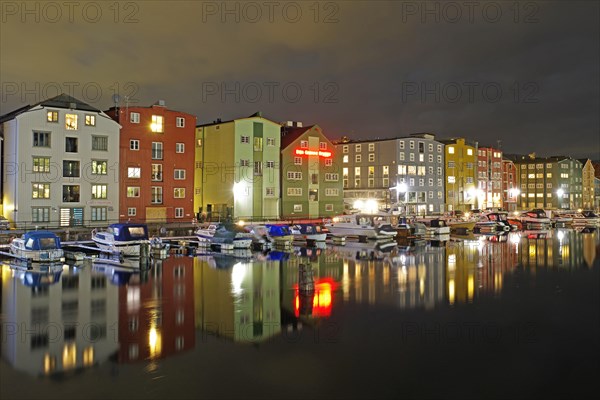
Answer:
127 287 140 312
43 354 56 374
149 327 162 358
63 343 77 370
83 346 94 366
448 279 455 305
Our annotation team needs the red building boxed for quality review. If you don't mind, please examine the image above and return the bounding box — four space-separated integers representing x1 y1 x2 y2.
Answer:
106 101 196 223
502 158 519 211
118 257 196 363
477 147 503 208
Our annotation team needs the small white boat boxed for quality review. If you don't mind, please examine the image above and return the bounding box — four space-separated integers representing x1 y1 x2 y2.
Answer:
416 217 451 235
197 223 253 249
92 223 149 257
10 231 65 262
290 224 328 242
517 209 552 230
325 213 397 240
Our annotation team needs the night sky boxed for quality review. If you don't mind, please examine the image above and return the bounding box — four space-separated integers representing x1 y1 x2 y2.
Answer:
1 1 598 158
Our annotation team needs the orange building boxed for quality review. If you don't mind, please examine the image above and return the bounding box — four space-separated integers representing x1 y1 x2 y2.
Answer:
106 101 196 223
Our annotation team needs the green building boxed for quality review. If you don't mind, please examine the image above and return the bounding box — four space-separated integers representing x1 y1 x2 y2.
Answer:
510 154 583 210
195 113 281 221
280 123 344 219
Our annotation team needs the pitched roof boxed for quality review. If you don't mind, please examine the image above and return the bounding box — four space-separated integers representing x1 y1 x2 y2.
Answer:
0 93 100 124
196 112 280 128
280 125 316 149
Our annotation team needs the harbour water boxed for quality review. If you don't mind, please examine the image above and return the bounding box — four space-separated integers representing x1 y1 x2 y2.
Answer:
1 230 598 399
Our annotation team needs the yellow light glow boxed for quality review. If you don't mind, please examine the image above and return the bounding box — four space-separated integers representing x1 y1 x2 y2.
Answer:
62 343 76 370
83 346 94 366
237 220 245 227
448 279 455 305
467 275 474 302
149 327 162 358
43 354 56 375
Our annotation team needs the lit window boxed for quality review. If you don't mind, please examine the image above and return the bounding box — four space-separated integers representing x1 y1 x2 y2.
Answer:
47 111 58 122
176 117 185 128
32 183 51 199
151 187 163 204
128 167 141 178
467 149 473 156
127 187 140 198
448 147 455 154
151 115 164 132
343 155 348 163
91 160 107 175
33 157 51 173
85 115 96 126
65 114 77 130
92 184 107 199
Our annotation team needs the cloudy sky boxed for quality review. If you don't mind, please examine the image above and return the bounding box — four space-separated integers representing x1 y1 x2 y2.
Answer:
1 1 598 158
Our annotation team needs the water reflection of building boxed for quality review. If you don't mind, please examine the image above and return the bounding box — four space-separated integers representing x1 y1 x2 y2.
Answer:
1 264 118 376
446 236 520 305
518 230 587 269
194 257 281 343
118 256 195 363
334 247 446 310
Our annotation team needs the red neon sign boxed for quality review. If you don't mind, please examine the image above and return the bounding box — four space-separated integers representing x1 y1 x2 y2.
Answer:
294 149 332 158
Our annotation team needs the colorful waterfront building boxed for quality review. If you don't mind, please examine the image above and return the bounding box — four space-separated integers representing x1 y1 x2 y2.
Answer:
334 133 445 215
105 100 196 223
501 158 519 211
477 146 503 209
508 154 583 210
0 94 121 227
195 113 281 221
440 138 478 212
280 123 343 219
579 159 595 210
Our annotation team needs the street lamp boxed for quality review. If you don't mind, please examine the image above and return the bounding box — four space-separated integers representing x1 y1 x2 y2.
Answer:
557 188 565 209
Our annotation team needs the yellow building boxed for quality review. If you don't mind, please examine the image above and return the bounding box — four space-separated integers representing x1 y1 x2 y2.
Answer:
441 138 478 212
580 159 595 210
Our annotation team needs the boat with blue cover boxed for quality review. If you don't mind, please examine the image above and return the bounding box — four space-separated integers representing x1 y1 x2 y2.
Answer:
92 223 149 257
266 224 294 244
10 231 65 262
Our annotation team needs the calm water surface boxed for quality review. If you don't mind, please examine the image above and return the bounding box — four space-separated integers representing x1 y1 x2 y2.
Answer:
1 230 599 399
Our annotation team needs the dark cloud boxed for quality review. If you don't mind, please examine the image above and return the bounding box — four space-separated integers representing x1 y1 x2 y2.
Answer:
1 0 598 158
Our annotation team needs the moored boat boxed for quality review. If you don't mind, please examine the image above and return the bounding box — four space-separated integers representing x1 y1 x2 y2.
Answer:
325 213 396 240
290 223 328 242
92 223 149 257
10 231 65 262
266 224 294 244
517 209 552 230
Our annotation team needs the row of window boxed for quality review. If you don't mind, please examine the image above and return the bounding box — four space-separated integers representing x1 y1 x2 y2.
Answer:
342 142 443 153
126 166 186 181
294 157 334 166
30 206 187 223
129 140 185 153
30 183 186 202
478 150 503 158
287 188 339 196
447 146 474 156
285 172 340 182
129 113 186 130
447 176 475 184
291 204 335 212
521 163 580 170
46 111 96 129
240 136 277 148
33 132 109 151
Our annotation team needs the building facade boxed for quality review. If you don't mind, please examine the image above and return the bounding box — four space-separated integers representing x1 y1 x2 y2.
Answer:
511 154 583 210
280 124 343 219
196 113 281 221
501 158 519 211
335 133 445 215
106 101 196 223
1 94 120 227
477 146 503 209
441 138 477 212
580 159 595 209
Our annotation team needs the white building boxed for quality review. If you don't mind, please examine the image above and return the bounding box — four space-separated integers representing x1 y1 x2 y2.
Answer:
1 94 121 227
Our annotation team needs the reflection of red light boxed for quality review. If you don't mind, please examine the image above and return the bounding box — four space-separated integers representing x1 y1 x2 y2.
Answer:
294 149 332 158
293 278 336 318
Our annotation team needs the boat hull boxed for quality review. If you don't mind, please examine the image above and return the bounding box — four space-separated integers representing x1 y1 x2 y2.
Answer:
10 241 64 262
92 239 143 257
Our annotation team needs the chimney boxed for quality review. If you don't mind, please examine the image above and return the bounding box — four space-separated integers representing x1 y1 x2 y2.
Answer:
155 100 166 107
